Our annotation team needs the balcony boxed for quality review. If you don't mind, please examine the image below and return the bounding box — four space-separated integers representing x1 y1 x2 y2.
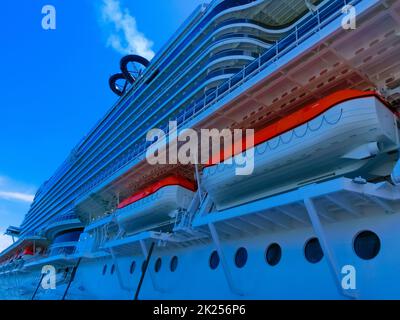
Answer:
48 241 77 257
23 241 79 269
43 212 83 240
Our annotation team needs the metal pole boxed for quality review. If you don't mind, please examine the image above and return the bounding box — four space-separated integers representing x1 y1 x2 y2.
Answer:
134 242 155 300
31 272 45 301
62 258 82 300
194 163 203 203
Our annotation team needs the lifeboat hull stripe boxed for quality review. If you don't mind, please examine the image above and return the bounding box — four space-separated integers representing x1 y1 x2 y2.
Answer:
208 90 394 166
117 176 197 209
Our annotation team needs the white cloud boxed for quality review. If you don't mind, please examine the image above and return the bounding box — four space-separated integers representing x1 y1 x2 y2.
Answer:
101 0 155 60
0 176 35 204
0 192 34 203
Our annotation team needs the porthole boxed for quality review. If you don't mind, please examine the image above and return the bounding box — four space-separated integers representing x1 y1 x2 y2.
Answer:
155 258 162 273
130 261 136 274
265 243 282 266
102 264 107 275
354 231 381 260
209 250 220 270
234 247 248 269
170 256 178 272
110 264 115 275
304 238 324 264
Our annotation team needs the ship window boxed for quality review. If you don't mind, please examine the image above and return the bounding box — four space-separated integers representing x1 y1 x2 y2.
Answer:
354 231 381 260
53 229 83 244
235 247 248 269
155 258 162 273
102 264 107 275
170 256 178 272
304 238 324 264
209 251 220 270
266 243 282 266
130 261 136 274
110 264 115 275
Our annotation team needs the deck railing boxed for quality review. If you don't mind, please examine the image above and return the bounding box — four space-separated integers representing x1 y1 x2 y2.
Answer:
22 0 362 235
48 242 77 257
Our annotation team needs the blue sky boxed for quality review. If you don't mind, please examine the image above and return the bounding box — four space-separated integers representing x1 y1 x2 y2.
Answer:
0 0 206 250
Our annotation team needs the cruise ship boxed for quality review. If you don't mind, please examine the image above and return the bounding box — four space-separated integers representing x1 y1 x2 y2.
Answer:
1 0 400 300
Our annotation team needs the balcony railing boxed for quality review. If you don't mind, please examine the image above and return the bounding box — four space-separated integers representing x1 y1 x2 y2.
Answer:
76 0 360 191
22 0 361 234
48 242 77 257
46 212 79 226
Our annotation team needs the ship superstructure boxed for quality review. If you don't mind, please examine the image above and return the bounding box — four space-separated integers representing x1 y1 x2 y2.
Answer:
1 0 400 300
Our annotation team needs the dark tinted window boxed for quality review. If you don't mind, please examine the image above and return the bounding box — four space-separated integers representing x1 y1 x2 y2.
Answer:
53 229 83 244
266 243 282 266
209 251 220 270
155 258 162 273
110 264 115 275
305 238 324 264
170 256 178 272
130 261 136 274
102 265 107 275
235 247 248 268
354 231 381 260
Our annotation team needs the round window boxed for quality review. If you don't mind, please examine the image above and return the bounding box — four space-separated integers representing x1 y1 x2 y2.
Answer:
354 231 381 260
155 258 162 273
130 261 136 274
266 243 282 266
170 256 178 272
304 238 324 264
209 250 220 270
235 247 248 268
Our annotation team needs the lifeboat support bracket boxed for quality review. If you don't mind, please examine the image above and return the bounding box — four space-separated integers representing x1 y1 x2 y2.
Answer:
208 223 244 296
304 198 358 299
109 248 131 293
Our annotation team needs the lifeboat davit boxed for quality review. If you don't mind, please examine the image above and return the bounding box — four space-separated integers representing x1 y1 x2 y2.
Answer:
116 176 196 232
202 90 400 211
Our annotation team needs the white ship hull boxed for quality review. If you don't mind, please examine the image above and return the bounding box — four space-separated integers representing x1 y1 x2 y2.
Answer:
3 182 400 300
2 0 400 301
